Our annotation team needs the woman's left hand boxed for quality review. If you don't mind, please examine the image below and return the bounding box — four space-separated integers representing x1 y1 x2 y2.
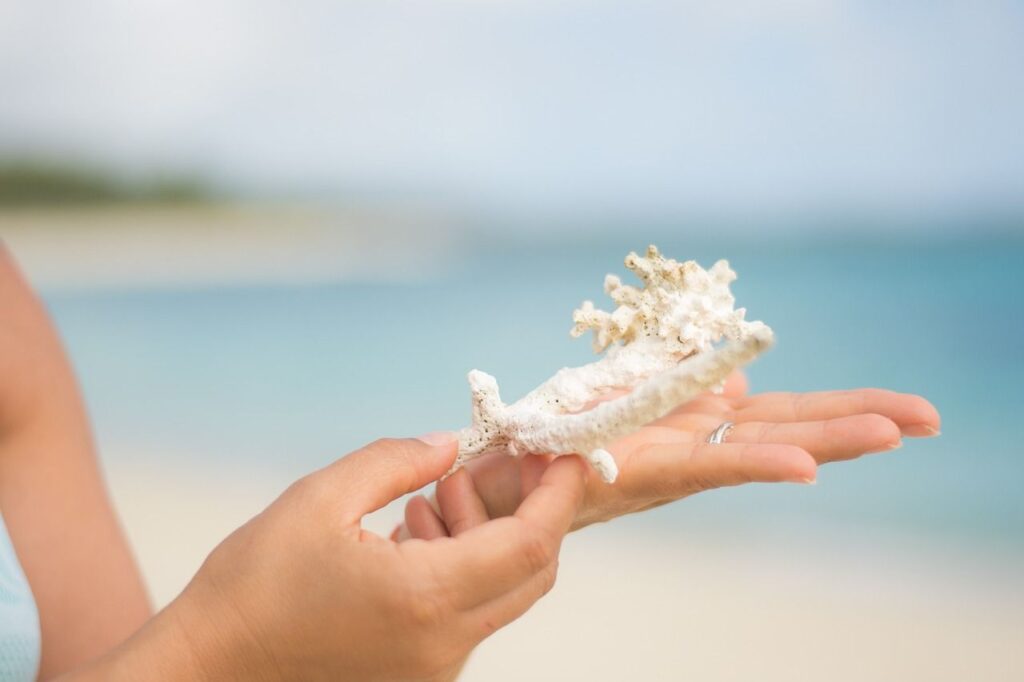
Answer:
401 372 941 536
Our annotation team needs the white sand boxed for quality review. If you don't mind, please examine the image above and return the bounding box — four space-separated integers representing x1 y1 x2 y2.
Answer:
107 460 1024 682
0 204 459 289
15 209 1022 679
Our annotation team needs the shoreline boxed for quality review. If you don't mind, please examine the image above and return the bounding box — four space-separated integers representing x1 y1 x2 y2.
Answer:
0 203 461 290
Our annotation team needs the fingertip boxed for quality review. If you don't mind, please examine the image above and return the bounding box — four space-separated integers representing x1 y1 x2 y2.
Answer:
409 432 461 478
898 396 942 437
405 494 448 540
415 431 459 447
551 455 588 505
436 466 469 508
793 453 819 485
722 370 749 398
858 413 904 450
519 454 550 499
549 454 588 483
413 432 460 465
437 467 491 536
774 444 818 484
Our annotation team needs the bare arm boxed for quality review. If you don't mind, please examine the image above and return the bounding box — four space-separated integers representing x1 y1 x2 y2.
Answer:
0 245 150 679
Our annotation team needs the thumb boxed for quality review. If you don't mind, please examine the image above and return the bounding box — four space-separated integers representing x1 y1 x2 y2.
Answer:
323 433 458 520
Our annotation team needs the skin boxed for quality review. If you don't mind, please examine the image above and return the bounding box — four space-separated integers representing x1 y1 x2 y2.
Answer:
404 376 940 678
66 438 588 682
0 244 941 680
403 373 941 534
0 247 151 677
2 245 586 682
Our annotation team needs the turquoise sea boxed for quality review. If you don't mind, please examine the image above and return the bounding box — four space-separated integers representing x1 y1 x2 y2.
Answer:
43 228 1024 556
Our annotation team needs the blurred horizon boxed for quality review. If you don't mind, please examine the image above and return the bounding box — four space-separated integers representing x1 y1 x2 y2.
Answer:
2 4 1023 679
0 157 1020 242
2 1 1023 222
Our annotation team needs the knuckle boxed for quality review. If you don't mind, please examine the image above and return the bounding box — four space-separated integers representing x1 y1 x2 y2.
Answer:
519 528 556 574
687 473 720 493
399 577 453 631
539 560 559 596
754 422 774 442
284 473 330 509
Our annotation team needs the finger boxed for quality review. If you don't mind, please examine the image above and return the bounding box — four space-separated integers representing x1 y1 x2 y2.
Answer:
734 389 941 436
512 455 587 535
319 433 458 521
463 454 522 520
519 454 551 502
617 441 817 501
726 414 903 463
463 558 559 641
405 495 449 540
721 370 748 398
430 456 586 608
437 469 491 536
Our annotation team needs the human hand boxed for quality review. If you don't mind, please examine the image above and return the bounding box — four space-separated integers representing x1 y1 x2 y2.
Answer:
402 372 941 535
97 435 586 682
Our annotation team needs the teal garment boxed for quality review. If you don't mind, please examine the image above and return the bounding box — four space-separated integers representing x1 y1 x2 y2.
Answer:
0 515 39 682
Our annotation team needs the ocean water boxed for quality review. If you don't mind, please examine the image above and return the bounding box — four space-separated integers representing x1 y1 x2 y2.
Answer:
43 229 1024 556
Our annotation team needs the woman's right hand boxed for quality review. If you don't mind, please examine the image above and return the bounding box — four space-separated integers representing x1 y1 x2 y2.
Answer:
70 434 586 682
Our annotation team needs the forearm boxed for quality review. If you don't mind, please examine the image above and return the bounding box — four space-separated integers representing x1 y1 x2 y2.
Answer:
0 250 151 676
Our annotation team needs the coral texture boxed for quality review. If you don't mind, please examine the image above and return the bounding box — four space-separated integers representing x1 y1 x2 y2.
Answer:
451 245 774 483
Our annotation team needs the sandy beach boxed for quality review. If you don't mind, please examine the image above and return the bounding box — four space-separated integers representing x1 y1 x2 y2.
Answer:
6 210 1022 680
4 1 1023 675
107 458 1024 682
0 204 460 289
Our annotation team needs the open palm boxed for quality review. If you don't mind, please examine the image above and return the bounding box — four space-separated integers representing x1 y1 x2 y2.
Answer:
402 373 941 538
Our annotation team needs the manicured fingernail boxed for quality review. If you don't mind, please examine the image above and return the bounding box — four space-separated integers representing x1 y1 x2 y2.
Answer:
903 424 941 438
416 431 458 447
799 477 817 485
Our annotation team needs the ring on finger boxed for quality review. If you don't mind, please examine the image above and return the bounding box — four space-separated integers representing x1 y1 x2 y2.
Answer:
706 421 735 445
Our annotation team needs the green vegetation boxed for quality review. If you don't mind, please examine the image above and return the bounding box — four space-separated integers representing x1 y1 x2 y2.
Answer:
0 160 212 206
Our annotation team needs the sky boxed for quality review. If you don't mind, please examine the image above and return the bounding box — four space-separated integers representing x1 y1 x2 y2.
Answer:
1 0 1022 216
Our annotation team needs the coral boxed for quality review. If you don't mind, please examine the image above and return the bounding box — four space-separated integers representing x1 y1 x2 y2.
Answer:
451 245 774 483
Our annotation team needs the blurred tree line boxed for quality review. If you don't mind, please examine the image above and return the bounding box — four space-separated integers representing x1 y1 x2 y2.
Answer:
0 159 210 206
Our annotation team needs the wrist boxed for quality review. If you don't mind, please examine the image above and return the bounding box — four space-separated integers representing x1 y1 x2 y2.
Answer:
72 586 275 682
155 583 281 682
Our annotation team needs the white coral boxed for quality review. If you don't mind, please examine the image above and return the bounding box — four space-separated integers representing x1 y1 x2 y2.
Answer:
451 245 774 483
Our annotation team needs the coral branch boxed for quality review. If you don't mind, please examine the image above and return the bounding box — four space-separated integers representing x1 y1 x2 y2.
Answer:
450 245 774 483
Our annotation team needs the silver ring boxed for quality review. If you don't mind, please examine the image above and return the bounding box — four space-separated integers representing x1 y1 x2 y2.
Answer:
706 421 735 445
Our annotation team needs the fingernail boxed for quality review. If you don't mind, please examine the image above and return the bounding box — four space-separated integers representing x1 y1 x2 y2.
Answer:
877 440 903 452
416 431 458 447
903 424 941 438
799 477 817 485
